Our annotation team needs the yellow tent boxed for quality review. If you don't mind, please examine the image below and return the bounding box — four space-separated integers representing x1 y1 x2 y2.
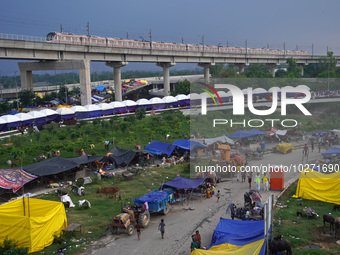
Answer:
276 143 294 154
0 198 67 253
192 239 265 255
293 168 340 204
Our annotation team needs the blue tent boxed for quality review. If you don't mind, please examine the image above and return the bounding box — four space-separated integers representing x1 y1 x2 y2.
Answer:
162 176 206 189
145 140 176 156
209 218 265 248
322 147 340 155
173 140 208 150
228 129 267 139
190 218 266 255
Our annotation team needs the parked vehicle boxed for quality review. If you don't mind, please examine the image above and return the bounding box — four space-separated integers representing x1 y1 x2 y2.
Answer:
133 190 175 215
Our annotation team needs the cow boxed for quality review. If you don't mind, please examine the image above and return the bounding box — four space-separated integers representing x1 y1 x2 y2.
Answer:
97 186 120 200
269 238 292 255
323 214 335 232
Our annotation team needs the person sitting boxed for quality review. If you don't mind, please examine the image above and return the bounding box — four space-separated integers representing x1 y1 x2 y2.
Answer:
194 230 201 248
190 235 199 251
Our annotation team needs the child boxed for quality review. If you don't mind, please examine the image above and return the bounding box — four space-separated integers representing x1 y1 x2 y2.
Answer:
216 190 220 203
158 219 166 239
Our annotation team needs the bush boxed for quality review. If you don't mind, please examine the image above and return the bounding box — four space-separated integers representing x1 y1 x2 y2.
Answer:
135 108 146 120
0 237 28 255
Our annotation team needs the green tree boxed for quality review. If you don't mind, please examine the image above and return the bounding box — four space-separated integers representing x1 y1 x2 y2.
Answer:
210 64 225 78
0 101 11 114
275 68 288 77
244 64 272 78
317 51 338 78
19 90 35 107
218 64 239 78
286 58 301 78
171 80 190 96
135 107 146 120
58 85 68 100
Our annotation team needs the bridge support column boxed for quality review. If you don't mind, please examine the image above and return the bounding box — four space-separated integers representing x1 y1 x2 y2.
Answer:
235 64 246 74
266 63 278 77
18 60 92 105
106 61 128 102
79 60 92 106
156 62 175 96
19 70 33 90
198 63 215 82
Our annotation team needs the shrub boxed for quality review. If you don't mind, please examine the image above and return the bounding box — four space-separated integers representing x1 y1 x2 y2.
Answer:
92 118 101 126
0 237 28 255
135 108 146 120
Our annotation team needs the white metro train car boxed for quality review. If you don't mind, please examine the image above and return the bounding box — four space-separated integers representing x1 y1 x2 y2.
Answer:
46 32 308 56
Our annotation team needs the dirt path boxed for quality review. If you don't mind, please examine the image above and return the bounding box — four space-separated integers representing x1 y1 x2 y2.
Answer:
81 147 320 255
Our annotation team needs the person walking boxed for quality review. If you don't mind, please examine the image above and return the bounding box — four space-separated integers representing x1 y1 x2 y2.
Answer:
216 190 220 203
136 221 141 240
247 172 252 189
241 169 246 182
318 142 321 153
237 165 241 182
311 140 314 152
255 173 261 192
262 173 269 191
303 144 309 156
158 219 166 239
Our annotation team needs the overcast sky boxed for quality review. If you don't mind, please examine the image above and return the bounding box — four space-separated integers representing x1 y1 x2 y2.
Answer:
1 0 340 75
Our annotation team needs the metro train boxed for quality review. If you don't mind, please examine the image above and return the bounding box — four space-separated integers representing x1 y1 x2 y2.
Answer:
46 32 308 56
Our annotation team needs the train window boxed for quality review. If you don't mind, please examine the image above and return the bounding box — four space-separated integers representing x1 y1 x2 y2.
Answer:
46 33 55 42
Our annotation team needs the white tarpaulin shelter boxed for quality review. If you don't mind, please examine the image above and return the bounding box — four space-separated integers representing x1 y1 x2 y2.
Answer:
191 135 235 145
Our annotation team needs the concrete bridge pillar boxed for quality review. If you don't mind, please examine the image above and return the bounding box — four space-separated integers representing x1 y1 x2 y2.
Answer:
18 60 92 105
235 63 246 74
198 63 215 82
156 62 175 96
79 60 92 106
266 63 278 77
19 70 33 90
106 61 128 102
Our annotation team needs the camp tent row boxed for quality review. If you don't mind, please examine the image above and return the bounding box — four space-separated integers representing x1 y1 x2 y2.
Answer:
0 95 191 131
22 155 102 177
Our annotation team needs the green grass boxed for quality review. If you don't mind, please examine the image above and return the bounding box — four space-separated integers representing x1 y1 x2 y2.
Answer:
31 163 190 255
274 182 340 254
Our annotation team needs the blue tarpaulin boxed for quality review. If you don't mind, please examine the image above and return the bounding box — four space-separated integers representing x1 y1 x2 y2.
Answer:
192 218 266 255
134 190 175 213
94 86 108 91
173 140 208 150
228 129 267 139
145 140 176 156
209 218 265 248
322 147 340 155
162 176 205 189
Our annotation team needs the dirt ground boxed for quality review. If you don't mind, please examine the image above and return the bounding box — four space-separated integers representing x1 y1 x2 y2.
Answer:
81 144 320 255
